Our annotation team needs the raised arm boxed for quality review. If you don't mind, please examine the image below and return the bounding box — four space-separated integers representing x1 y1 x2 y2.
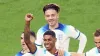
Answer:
24 13 37 53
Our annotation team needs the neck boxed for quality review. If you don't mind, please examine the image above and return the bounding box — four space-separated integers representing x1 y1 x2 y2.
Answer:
48 47 57 55
49 23 59 30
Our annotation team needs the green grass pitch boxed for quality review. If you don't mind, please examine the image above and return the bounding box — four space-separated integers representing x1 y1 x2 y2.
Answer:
0 0 100 56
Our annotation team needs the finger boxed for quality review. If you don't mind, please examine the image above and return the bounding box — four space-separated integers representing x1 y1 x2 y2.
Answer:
27 14 33 19
25 13 33 19
58 49 64 56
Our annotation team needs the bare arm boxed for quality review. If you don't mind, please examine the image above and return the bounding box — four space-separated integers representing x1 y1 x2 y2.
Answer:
24 13 37 53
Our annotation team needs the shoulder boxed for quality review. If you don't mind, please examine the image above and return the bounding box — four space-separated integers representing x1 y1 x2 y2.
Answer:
15 51 23 56
85 47 98 56
37 24 49 33
88 47 97 52
57 23 71 33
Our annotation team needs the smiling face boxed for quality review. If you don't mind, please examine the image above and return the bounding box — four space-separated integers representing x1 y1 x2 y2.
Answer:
44 9 59 27
94 36 100 50
43 35 56 51
94 29 100 52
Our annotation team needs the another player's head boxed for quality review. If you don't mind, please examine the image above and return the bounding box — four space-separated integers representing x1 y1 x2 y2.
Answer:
21 31 36 51
94 29 100 51
43 30 57 51
43 3 60 27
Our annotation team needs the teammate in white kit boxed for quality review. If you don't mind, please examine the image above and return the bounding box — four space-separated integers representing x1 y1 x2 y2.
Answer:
15 31 36 56
71 29 100 56
35 3 87 53
23 13 70 56
85 29 100 56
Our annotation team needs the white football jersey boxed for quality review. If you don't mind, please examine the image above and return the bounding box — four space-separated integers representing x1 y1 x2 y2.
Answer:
35 23 81 52
85 47 100 56
22 48 70 56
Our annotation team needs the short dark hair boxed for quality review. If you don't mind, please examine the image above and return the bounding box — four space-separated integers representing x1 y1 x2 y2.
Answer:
94 29 100 37
43 3 60 13
22 31 36 38
43 30 56 38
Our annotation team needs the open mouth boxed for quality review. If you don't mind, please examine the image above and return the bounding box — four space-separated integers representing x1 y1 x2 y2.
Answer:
45 44 50 48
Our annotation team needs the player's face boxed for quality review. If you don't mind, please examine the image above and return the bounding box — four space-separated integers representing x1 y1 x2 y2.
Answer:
21 33 35 50
43 35 56 51
44 9 59 27
94 36 100 50
21 33 28 50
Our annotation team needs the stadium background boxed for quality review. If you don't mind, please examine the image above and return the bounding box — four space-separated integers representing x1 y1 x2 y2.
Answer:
0 0 100 56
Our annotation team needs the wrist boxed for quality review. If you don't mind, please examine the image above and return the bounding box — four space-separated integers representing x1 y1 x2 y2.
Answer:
25 21 30 24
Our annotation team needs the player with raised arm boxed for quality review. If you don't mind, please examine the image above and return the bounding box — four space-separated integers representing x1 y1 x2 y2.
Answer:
23 13 71 56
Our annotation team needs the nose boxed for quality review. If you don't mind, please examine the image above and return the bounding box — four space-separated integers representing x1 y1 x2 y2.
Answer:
48 16 53 20
44 40 50 44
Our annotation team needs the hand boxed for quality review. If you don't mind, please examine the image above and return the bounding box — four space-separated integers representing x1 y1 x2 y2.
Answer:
71 52 82 56
57 49 64 56
25 13 33 22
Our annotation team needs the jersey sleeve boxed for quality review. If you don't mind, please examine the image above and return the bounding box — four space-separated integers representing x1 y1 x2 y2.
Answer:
35 28 44 46
67 25 80 39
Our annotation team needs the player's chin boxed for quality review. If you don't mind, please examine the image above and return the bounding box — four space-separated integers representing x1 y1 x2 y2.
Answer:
49 23 55 26
45 46 51 51
46 47 51 51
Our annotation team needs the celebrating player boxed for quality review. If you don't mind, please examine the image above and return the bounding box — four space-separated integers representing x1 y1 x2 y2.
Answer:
23 13 70 56
71 29 100 56
35 3 87 53
85 29 100 56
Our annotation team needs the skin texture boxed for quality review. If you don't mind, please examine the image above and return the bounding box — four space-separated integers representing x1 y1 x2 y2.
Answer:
24 13 37 53
44 9 59 30
21 33 29 53
94 36 100 51
24 13 65 56
21 33 35 54
43 35 57 54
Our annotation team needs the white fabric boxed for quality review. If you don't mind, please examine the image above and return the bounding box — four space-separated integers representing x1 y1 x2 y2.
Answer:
35 25 87 53
86 47 100 56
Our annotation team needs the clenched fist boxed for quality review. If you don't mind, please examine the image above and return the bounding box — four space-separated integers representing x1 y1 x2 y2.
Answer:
25 13 33 22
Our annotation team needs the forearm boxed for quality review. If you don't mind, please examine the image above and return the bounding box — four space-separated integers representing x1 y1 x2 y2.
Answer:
77 33 87 53
24 21 36 53
24 21 30 43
